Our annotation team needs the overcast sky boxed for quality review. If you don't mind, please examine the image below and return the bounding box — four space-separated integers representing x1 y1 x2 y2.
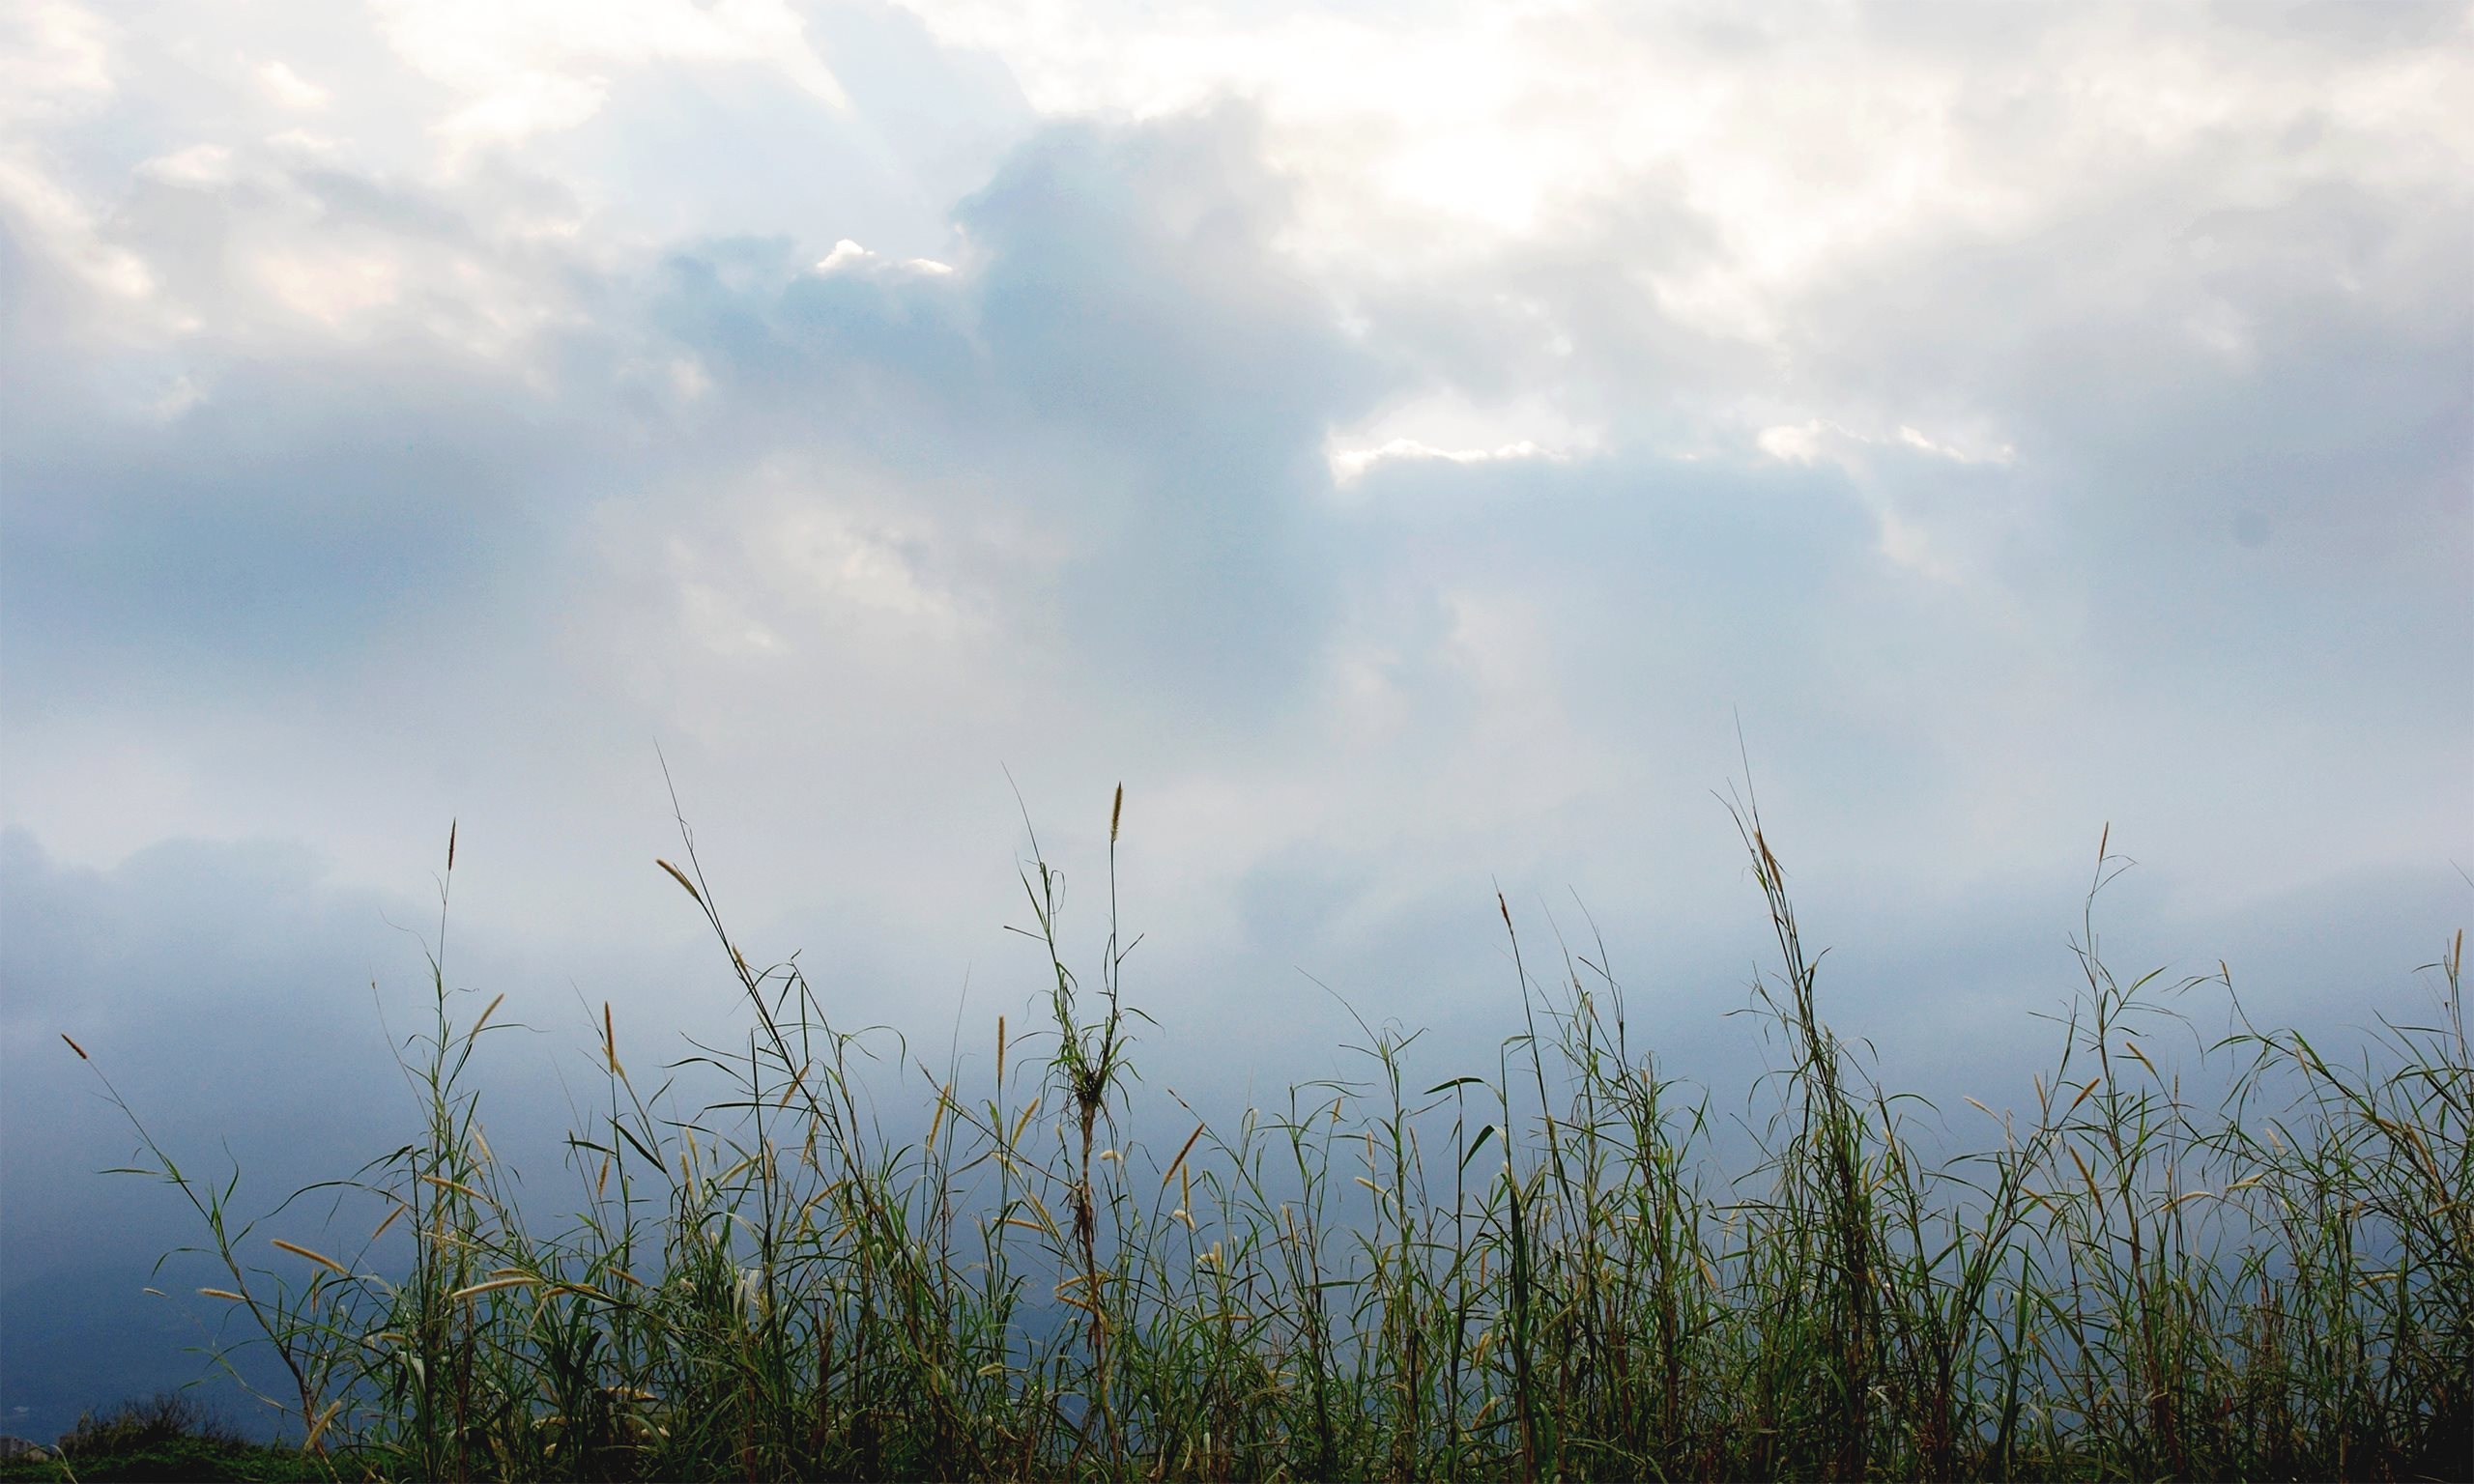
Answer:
4 0 2470 1441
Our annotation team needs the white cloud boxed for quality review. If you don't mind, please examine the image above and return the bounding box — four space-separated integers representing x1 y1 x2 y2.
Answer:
669 356 713 402
905 1 2474 358
263 128 344 161
0 0 114 125
1752 418 2022 580
256 247 403 327
1896 425 2013 466
0 150 155 302
1325 388 1602 487
1754 419 1835 467
766 507 965 626
373 0 849 150
136 143 237 187
1757 418 2015 471
815 239 956 277
432 70 611 151
1327 436 1566 485
815 238 872 273
254 59 330 111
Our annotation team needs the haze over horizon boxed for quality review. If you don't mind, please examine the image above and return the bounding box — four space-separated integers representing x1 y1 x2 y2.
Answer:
4 0 2469 1444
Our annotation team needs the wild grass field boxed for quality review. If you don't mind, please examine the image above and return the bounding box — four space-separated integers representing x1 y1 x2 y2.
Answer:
53 788 2471 1482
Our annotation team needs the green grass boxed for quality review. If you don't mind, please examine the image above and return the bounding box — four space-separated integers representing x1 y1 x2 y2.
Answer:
61 790 2471 1481
0 1393 331 1482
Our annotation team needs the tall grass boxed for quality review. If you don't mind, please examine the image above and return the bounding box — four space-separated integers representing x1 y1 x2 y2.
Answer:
69 792 2470 1480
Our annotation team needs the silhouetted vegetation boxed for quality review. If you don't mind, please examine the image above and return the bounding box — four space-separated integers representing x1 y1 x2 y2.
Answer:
0 1392 327 1482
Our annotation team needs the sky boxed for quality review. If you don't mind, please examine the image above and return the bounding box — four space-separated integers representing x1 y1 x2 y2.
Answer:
3 0 2470 1442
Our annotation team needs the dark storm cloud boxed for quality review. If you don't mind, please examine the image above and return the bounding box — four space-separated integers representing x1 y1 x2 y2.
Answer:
0 826 758 1444
0 830 417 1441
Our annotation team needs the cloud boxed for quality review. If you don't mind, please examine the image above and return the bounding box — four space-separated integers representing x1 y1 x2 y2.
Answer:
1329 437 1568 486
254 59 331 112
1 0 2459 1014
372 0 850 151
586 107 1392 718
0 2 114 127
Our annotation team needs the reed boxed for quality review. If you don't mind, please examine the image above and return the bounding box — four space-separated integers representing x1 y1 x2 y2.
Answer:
66 794 2470 1480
